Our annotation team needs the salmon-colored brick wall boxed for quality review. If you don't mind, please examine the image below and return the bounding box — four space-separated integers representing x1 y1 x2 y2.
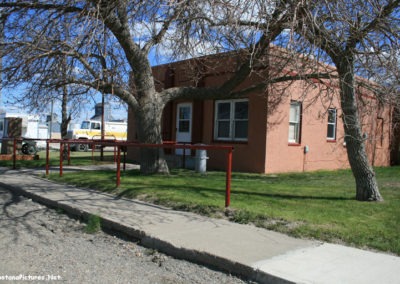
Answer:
265 82 348 173
200 94 268 173
264 81 391 174
128 52 392 174
162 95 268 173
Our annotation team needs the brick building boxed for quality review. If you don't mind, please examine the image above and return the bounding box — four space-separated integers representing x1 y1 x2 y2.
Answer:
128 50 393 173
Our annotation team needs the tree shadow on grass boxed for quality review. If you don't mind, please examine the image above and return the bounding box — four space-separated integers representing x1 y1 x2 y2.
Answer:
113 182 353 202
59 169 354 202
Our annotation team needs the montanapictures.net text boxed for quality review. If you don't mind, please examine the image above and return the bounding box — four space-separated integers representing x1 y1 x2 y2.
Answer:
0 275 62 281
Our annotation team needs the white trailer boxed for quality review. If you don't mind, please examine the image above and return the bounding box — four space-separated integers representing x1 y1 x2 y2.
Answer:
0 111 48 154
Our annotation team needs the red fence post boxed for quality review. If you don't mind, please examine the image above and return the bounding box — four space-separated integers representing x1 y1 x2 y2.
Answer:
46 140 50 176
59 142 63 177
12 138 17 170
182 143 186 169
67 143 71 165
123 146 126 171
114 144 117 163
92 142 95 161
225 147 233 207
116 146 121 187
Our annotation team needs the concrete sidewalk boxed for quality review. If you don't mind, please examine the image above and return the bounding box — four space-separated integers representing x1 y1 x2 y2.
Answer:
1 167 399 283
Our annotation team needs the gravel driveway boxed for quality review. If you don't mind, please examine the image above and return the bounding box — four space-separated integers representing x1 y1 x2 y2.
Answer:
0 187 249 283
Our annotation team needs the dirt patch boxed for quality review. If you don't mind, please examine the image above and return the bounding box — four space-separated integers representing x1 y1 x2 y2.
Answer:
0 187 250 284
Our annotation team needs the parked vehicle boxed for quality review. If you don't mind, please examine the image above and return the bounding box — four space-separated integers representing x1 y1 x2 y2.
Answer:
66 119 127 151
21 139 38 155
0 111 47 155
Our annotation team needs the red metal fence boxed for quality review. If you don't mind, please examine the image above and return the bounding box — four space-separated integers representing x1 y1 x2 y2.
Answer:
1 138 234 207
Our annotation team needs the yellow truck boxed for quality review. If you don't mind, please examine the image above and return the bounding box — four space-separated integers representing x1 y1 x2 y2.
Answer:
67 119 127 151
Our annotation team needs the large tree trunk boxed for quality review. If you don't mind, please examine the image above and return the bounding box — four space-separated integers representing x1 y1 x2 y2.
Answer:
337 58 383 201
390 106 400 165
61 84 71 139
134 94 169 175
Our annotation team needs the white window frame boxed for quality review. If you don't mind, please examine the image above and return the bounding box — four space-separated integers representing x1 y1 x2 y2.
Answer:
288 101 302 144
214 99 248 142
327 108 337 141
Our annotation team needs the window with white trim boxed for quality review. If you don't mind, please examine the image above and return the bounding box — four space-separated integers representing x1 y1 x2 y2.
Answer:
214 99 248 141
288 101 302 144
327 108 337 140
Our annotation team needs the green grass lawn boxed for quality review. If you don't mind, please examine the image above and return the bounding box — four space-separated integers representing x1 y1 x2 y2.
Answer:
46 165 400 256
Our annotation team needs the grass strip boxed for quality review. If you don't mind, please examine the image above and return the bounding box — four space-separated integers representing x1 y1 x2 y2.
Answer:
47 166 400 255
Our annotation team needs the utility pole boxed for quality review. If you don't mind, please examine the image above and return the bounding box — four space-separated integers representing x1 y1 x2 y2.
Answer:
100 29 107 161
49 100 53 139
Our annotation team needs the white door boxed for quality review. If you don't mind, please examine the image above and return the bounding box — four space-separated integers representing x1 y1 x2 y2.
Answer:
176 103 192 155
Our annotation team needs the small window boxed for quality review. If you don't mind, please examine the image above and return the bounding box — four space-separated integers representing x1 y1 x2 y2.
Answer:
327 108 337 140
91 122 101 130
214 99 248 141
81 121 90 129
0 121 3 132
288 101 302 144
178 106 191 133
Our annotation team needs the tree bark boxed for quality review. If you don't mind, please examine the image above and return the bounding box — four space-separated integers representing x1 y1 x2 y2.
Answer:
336 57 383 201
390 106 400 165
134 94 169 175
60 84 71 139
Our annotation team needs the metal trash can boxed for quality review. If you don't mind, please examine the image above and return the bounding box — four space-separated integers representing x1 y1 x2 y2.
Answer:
195 145 208 174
